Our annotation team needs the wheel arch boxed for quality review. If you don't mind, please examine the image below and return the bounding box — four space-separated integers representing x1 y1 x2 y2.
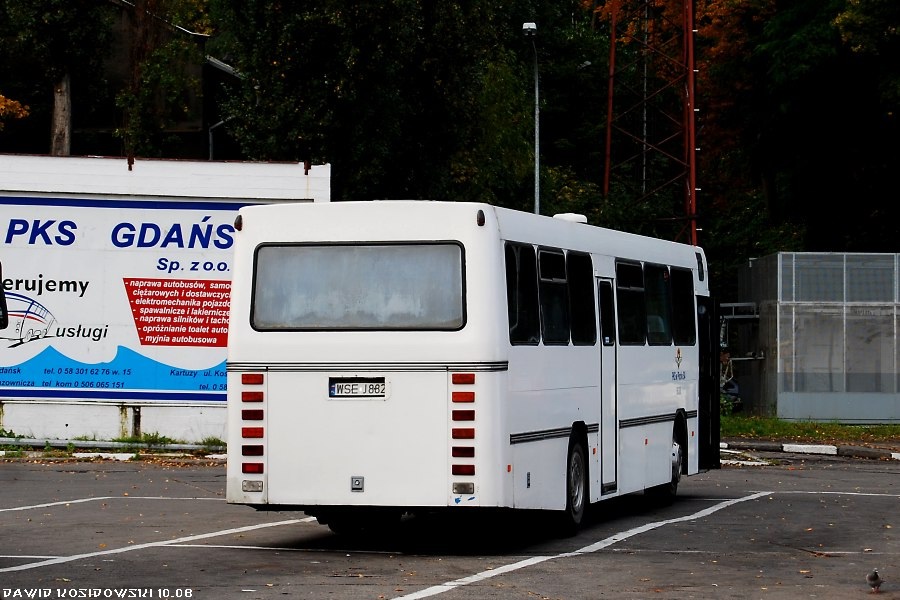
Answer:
674 409 688 475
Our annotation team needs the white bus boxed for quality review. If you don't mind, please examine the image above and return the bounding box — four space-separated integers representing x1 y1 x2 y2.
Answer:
225 201 720 533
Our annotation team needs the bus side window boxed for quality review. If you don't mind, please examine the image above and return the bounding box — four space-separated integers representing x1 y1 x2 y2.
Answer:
538 248 570 345
670 267 697 345
567 251 596 345
615 261 646 345
505 242 540 344
598 280 616 346
644 263 673 346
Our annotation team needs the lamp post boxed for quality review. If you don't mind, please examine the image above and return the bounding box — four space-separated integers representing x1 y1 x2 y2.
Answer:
523 22 539 215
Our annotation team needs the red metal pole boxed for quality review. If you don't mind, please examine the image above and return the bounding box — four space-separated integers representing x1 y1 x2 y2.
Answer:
603 4 618 198
684 0 698 246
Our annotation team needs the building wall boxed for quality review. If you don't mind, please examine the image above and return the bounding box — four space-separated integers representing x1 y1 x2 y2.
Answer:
742 253 900 423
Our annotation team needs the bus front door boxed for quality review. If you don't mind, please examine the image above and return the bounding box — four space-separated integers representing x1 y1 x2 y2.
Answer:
597 279 618 495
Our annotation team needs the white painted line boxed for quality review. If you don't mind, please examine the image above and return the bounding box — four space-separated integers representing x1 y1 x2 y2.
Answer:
779 490 900 498
893 452 900 461
782 444 837 455
0 519 303 573
391 491 773 600
0 496 223 513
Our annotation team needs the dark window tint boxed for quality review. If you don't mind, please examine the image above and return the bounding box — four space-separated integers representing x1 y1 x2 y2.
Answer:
644 264 672 346
598 280 616 346
671 267 697 345
505 242 540 344
616 261 646 345
568 252 597 345
539 248 570 345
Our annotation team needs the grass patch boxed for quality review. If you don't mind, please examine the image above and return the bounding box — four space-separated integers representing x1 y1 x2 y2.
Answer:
199 436 225 449
722 414 900 445
112 431 182 448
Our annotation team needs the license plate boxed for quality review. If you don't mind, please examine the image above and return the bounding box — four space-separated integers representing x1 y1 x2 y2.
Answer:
329 377 387 399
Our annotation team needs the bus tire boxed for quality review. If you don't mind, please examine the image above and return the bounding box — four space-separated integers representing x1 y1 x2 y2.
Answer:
560 437 588 535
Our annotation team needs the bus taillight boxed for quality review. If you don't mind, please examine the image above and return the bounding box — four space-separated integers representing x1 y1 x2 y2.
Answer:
452 446 475 458
242 445 264 456
452 391 475 403
239 371 266 488
450 372 477 491
452 410 475 421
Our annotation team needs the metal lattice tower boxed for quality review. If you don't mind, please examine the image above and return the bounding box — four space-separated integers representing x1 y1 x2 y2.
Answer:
602 0 698 245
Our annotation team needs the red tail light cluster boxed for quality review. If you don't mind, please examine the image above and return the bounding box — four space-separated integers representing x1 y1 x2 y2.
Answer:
450 372 476 478
240 372 265 476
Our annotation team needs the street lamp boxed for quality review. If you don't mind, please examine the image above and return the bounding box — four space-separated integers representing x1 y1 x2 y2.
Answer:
523 22 539 215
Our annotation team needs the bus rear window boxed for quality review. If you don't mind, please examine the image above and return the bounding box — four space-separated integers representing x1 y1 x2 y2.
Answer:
252 243 465 330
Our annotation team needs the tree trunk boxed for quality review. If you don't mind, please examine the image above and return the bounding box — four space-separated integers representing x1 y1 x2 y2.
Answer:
50 73 71 156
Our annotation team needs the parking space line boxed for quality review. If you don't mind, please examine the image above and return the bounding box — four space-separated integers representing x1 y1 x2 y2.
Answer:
0 496 223 513
391 491 773 600
0 518 303 573
779 490 900 498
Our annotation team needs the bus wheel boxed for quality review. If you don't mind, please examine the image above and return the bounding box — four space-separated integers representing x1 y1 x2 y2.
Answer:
648 429 682 505
561 438 588 535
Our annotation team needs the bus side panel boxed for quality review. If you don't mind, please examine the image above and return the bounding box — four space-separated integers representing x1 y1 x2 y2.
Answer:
506 345 599 511
511 438 567 510
265 371 450 507
616 344 700 493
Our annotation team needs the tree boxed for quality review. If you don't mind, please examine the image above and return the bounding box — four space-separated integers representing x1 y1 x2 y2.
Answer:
0 94 29 131
210 0 615 211
0 0 114 155
116 0 212 158
690 0 900 300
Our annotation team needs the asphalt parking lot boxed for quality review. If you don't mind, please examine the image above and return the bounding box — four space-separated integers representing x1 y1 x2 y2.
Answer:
1 450 898 599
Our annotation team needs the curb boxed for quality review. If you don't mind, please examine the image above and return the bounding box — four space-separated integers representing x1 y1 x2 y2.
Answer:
0 437 226 462
722 440 900 462
0 436 224 453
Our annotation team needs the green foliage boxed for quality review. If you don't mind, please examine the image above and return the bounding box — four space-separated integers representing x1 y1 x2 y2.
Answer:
116 37 204 157
209 0 604 206
113 431 181 448
756 0 844 89
720 393 736 416
0 0 114 84
444 51 533 209
834 0 900 106
200 436 225 449
1 0 898 268
0 0 115 147
0 427 20 439
115 0 209 157
722 414 900 444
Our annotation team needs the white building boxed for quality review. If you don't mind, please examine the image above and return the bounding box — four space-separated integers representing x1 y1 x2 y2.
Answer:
736 252 900 423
